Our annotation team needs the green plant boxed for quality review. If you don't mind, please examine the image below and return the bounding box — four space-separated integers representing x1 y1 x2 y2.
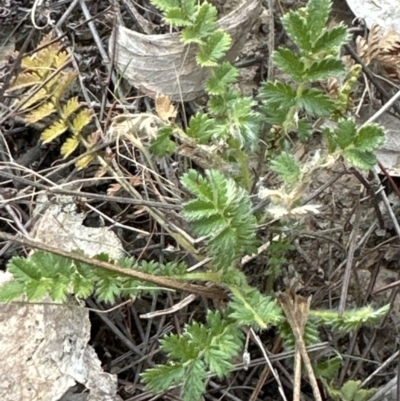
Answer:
0 0 390 400
149 0 260 189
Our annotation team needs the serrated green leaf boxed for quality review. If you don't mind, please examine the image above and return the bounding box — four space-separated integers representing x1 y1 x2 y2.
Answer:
162 332 197 360
181 0 196 19
197 30 232 67
181 3 217 43
0 280 25 302
260 81 297 108
279 317 321 349
312 24 350 53
281 11 311 52
26 279 50 300
164 7 193 26
72 273 94 298
304 58 345 81
306 0 331 39
142 363 185 393
48 277 70 301
334 119 357 149
297 118 313 141
208 90 238 115
297 88 335 116
225 97 260 147
343 149 376 170
182 360 207 401
271 152 302 185
354 124 385 151
341 380 361 401
187 113 214 142
322 127 338 152
229 287 283 329
8 257 42 281
273 48 305 81
311 304 389 331
149 126 176 157
206 62 238 95
204 348 233 378
314 356 342 380
182 169 258 269
150 0 180 12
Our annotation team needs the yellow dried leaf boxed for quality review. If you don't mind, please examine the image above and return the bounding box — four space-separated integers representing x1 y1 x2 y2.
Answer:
21 55 41 70
18 88 49 111
71 108 92 134
76 153 96 170
41 119 68 143
54 50 70 68
8 72 42 91
95 166 107 178
32 49 56 72
24 101 56 124
62 97 81 119
155 94 177 122
51 70 77 100
38 32 54 48
61 135 80 158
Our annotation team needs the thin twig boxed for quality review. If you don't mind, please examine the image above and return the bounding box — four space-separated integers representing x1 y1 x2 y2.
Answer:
338 200 360 315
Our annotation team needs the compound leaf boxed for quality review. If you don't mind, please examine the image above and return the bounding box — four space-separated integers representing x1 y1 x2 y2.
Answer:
187 112 214 142
273 48 305 81
297 88 335 116
313 24 350 53
306 0 331 39
206 62 238 95
182 3 217 43
149 126 176 157
271 152 302 185
354 124 385 151
197 30 232 67
281 11 311 52
182 360 207 401
260 81 297 108
304 58 344 82
142 363 185 393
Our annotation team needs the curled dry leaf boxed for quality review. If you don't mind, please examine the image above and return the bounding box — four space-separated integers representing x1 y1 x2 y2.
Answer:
155 94 177 122
110 0 261 101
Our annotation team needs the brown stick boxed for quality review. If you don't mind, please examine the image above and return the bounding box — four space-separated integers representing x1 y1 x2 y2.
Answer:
0 231 225 300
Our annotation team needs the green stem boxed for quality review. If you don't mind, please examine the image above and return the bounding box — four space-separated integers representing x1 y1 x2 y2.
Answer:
171 272 222 283
283 82 305 133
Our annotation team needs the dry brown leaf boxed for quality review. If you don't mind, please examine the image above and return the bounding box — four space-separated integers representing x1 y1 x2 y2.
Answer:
107 183 121 196
95 166 107 178
155 94 177 122
129 174 142 187
87 130 100 147
356 24 381 65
